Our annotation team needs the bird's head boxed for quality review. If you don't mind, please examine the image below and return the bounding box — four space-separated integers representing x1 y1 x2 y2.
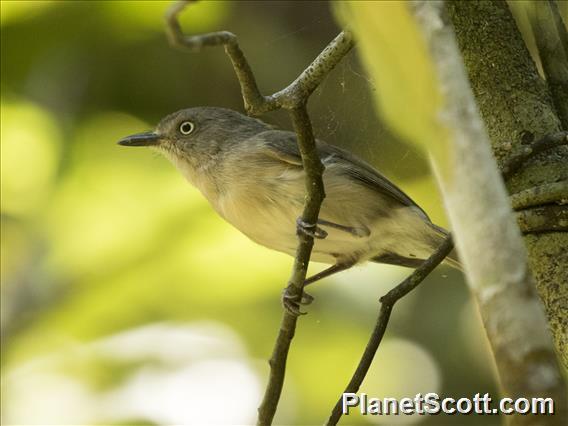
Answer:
118 106 270 169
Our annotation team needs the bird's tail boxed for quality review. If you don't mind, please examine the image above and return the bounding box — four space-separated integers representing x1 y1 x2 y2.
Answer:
370 222 463 271
443 248 463 271
428 223 462 271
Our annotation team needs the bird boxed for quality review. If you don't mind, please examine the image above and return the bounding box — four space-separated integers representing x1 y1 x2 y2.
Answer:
118 106 460 311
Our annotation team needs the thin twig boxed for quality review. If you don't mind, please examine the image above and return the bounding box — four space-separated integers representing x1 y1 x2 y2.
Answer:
164 2 352 424
501 130 568 180
165 0 267 112
326 235 454 426
257 106 325 425
267 31 355 111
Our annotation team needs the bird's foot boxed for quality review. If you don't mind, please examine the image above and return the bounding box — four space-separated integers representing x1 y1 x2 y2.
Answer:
300 291 314 304
281 284 314 316
296 218 328 239
317 219 370 238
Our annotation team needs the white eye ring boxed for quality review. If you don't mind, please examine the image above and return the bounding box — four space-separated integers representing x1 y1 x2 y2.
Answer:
179 121 195 135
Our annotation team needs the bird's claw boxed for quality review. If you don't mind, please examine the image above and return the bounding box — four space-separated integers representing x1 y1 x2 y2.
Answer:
301 292 314 305
281 285 314 316
296 218 328 239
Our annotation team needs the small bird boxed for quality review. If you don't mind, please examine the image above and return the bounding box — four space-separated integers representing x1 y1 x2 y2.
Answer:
119 107 460 310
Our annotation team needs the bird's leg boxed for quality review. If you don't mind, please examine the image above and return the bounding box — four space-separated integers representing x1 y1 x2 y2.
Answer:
304 261 355 287
297 216 370 239
296 218 328 239
281 261 355 314
317 219 370 238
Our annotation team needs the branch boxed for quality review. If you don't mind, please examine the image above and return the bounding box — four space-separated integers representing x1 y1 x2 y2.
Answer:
516 205 568 234
267 31 355 111
166 0 353 115
326 236 454 426
165 0 267 113
510 180 568 210
501 131 568 180
164 2 352 424
257 106 325 425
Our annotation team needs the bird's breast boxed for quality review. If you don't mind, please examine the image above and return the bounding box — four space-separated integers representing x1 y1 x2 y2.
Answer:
214 180 303 255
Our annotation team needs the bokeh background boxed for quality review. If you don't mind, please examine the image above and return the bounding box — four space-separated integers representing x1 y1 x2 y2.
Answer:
1 1 510 424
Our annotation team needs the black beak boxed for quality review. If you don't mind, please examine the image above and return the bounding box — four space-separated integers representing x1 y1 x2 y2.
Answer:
117 131 161 147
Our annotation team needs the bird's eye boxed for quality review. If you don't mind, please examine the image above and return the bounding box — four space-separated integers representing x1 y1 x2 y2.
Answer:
179 121 195 135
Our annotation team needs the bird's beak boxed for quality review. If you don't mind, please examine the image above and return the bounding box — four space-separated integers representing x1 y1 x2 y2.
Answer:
117 131 162 147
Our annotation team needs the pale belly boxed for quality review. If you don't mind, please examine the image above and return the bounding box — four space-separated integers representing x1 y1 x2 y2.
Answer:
207 169 438 267
213 189 433 265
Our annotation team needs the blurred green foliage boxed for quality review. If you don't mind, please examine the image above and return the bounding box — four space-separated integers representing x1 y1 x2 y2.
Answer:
2 1 498 425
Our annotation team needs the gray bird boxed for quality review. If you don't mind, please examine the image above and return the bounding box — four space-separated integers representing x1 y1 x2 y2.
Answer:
118 107 460 306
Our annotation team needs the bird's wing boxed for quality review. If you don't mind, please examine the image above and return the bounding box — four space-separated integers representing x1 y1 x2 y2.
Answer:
257 130 429 219
258 131 303 166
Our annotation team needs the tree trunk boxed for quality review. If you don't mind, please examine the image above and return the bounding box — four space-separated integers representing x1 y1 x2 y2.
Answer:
447 0 568 371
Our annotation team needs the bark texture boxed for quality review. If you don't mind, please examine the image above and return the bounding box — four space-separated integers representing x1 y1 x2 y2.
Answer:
447 0 568 372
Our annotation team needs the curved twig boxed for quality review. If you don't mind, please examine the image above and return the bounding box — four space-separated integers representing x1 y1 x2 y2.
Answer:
326 236 454 426
166 0 353 115
165 0 267 113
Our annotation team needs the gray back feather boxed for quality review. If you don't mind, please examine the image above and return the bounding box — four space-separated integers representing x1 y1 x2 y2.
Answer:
256 129 429 219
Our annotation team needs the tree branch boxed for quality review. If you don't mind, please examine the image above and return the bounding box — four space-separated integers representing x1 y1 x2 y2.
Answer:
257 106 325 425
326 236 454 426
165 0 267 113
166 0 353 115
516 205 568 234
267 31 355 111
510 180 568 211
164 2 352 424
